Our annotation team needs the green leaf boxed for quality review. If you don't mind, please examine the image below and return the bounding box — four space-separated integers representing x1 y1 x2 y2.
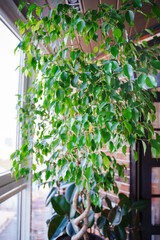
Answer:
66 221 79 237
70 50 80 61
124 122 132 134
88 210 95 228
69 204 77 219
86 134 91 147
94 46 98 53
61 71 70 87
57 4 63 13
151 147 160 158
96 154 103 169
151 139 160 150
104 63 112 73
122 145 127 155
55 102 61 114
80 81 87 90
101 129 111 143
133 150 138 161
48 215 68 240
131 200 149 211
61 71 69 81
108 206 122 226
60 133 67 142
152 4 160 19
145 75 157 88
128 134 135 147
71 75 79 88
32 20 43 32
119 193 130 203
28 3 36 14
65 183 77 204
123 108 132 120
137 73 146 87
56 88 64 100
91 139 96 151
85 180 91 192
79 136 86 147
45 36 50 45
35 6 42 16
85 167 93 180
54 14 61 24
101 152 110 168
109 141 114 152
132 108 139 122
77 20 85 33
114 225 127 240
22 144 28 153
10 150 20 160
19 24 25 35
113 28 122 39
99 101 107 109
72 124 80 134
123 64 133 79
70 51 76 61
46 187 58 206
142 140 147 156
97 216 106 229
111 45 119 58
93 32 98 42
151 139 160 158
137 67 148 74
67 141 75 152
150 60 160 70
51 195 70 215
125 10 134 26
52 139 60 149
133 0 142 8
145 28 153 35
105 196 112 209
112 61 119 70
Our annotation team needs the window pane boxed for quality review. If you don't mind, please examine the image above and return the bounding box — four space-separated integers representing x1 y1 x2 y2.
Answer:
31 183 51 240
152 198 160 225
0 21 19 173
152 167 160 194
152 102 160 129
152 131 160 158
152 236 160 240
0 194 18 239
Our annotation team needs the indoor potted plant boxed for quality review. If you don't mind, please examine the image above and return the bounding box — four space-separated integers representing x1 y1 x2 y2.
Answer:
11 0 160 239
45 183 149 240
96 193 149 240
45 182 105 240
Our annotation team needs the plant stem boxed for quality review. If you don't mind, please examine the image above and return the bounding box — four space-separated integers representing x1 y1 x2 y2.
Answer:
72 190 91 240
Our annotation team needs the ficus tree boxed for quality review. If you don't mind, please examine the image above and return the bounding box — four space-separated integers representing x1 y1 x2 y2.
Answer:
45 183 149 240
11 0 160 239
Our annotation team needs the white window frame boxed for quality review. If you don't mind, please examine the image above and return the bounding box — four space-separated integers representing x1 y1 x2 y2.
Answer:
0 1 33 240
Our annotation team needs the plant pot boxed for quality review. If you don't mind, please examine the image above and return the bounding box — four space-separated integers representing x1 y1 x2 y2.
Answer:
56 233 105 240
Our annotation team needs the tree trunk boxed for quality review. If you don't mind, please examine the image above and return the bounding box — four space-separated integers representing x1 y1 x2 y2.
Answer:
71 190 91 240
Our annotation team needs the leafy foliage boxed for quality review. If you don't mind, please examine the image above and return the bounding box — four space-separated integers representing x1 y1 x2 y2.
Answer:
97 193 149 240
46 184 95 239
11 0 160 221
46 184 148 240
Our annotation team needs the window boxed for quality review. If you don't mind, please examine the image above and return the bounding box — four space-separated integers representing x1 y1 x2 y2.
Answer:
131 91 160 239
0 2 32 239
0 20 19 173
0 194 18 239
